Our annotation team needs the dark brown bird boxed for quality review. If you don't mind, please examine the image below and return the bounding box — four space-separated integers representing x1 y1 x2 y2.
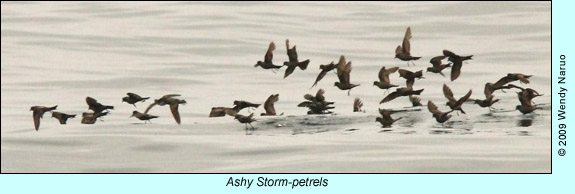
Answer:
30 105 57 131
373 66 399 92
130 111 159 123
144 94 186 125
486 73 533 94
255 42 283 72
86 97 114 113
311 56 344 88
427 100 454 125
469 83 501 113
443 50 473 81
505 84 542 114
235 113 256 135
426 56 452 77
380 87 424 104
398 69 424 88
81 111 109 124
376 108 403 128
122 92 150 108
409 96 423 107
353 97 364 112
443 84 472 114
395 27 421 66
283 39 310 78
209 107 240 117
298 89 335 114
334 58 360 95
51 111 76 125
261 94 279 116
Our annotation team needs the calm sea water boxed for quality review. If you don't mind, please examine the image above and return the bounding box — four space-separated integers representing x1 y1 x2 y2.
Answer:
1 2 551 172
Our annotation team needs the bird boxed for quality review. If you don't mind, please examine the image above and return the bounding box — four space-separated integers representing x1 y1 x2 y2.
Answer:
443 50 473 81
380 87 424 104
376 108 403 128
398 69 424 88
409 96 423 107
311 56 344 88
373 66 399 92
486 73 533 94
51 112 76 125
30 105 57 131
234 113 256 135
283 39 310 78
505 84 542 114
209 107 240 117
427 100 454 125
395 27 421 66
353 97 363 112
443 84 472 114
144 94 186 125
298 89 335 114
86 97 114 113
334 58 360 95
122 92 150 108
81 111 109 124
261 94 279 116
130 111 159 123
255 42 283 72
426 56 451 77
469 83 501 113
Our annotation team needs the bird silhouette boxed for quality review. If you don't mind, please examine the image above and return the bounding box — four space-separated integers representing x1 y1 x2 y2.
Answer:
395 27 421 66
334 58 359 95
283 39 310 78
30 105 57 131
51 111 76 125
122 92 149 108
255 42 283 72
443 50 473 81
144 94 186 125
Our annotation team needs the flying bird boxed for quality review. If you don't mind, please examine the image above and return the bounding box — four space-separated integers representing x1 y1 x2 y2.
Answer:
51 111 76 125
353 97 364 112
283 39 310 78
86 97 114 113
30 105 57 131
398 69 424 88
469 83 501 113
235 113 256 135
443 84 472 114
426 56 451 77
380 87 424 104
144 94 186 125
427 100 454 125
395 27 421 66
334 59 360 95
376 108 403 128
409 96 423 107
373 66 399 92
486 73 533 94
130 111 159 124
311 56 344 88
443 50 473 81
122 92 150 108
261 94 279 116
255 42 283 72
81 111 109 124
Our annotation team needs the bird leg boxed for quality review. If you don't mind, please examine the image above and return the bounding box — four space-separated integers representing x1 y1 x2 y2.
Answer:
133 104 137 108
411 61 417 66
271 69 277 74
347 90 351 96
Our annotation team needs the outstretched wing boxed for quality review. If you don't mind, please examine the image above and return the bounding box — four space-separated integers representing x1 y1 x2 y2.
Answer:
315 89 326 102
86 97 98 107
450 60 462 81
337 61 352 84
455 89 473 107
264 94 279 115
170 103 181 124
380 91 401 104
284 65 297 79
286 39 298 62
430 56 445 67
493 76 514 88
161 94 181 99
143 102 158 114
395 45 402 55
443 84 457 103
264 42 275 63
353 98 363 112
427 100 442 115
410 96 422 106
312 70 328 88
379 66 398 83
402 27 412 54
443 50 457 59
33 111 41 131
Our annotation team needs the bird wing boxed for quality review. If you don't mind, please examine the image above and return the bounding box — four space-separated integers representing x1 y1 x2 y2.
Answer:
443 84 457 103
161 94 181 99
86 97 98 107
379 66 398 83
450 61 462 81
484 83 494 99
430 56 445 67
337 55 346 67
170 103 181 124
264 42 275 63
315 89 326 102
443 50 457 59
380 91 401 104
353 98 363 112
455 89 473 107
517 74 531 84
143 102 158 114
284 65 297 78
337 61 352 84
410 96 422 106
402 27 412 54
33 111 41 131
287 43 298 62
304 94 315 101
312 70 328 88
395 45 402 55
493 76 515 88
427 100 442 115
297 101 313 107
264 94 278 115
398 69 411 79
127 92 141 99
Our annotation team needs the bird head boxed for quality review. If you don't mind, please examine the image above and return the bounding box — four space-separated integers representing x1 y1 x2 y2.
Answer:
130 111 138 118
334 82 341 88
373 81 379 86
254 61 262 67
122 97 129 103
426 67 433 72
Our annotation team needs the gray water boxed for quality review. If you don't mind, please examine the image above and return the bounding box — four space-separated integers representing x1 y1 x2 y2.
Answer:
1 2 551 173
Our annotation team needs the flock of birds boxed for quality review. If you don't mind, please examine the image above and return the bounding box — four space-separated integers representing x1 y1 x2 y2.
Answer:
29 27 543 133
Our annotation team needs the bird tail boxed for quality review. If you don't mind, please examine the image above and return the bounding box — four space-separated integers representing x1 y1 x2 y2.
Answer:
298 60 310 70
285 39 290 50
412 57 421 60
105 105 114 110
462 55 473 61
413 89 424 95
68 114 77 119
48 105 58 111
142 97 150 101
